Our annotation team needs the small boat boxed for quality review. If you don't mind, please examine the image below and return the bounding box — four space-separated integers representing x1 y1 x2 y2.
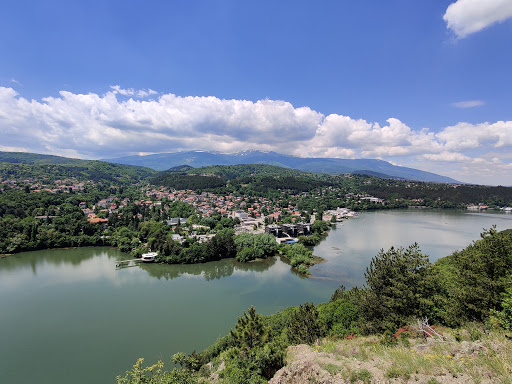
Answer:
141 252 157 262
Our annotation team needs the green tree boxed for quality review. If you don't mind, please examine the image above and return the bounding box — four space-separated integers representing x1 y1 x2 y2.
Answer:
206 228 236 261
286 302 322 345
360 243 434 333
439 227 512 325
225 306 284 381
318 299 359 336
115 358 199 384
492 286 512 330
230 306 268 352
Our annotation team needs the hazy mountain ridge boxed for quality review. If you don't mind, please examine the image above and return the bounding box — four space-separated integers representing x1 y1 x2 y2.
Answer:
106 150 460 183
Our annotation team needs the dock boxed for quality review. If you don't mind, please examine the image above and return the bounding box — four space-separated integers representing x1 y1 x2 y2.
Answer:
115 259 142 268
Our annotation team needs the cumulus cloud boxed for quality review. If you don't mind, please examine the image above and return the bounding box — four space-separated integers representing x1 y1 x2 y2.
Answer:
452 100 484 108
435 121 512 150
0 86 511 184
444 0 512 38
0 87 323 159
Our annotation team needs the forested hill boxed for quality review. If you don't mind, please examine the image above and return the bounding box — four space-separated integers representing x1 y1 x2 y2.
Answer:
1 152 511 207
150 163 512 207
362 178 512 207
0 152 156 183
186 164 324 179
150 164 336 193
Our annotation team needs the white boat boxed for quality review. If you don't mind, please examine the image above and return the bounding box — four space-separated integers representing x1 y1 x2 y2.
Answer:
141 252 157 262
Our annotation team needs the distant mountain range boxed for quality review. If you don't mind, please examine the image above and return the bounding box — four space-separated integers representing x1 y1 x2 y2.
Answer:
105 150 460 183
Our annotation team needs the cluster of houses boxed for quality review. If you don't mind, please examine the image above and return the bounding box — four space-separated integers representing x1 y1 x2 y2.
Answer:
466 205 512 212
143 187 304 222
1 177 87 193
264 223 312 243
81 197 131 224
323 207 358 221
467 204 489 211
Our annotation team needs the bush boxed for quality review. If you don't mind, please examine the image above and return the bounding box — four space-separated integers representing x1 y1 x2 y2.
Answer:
318 299 359 337
350 369 372 384
295 263 310 275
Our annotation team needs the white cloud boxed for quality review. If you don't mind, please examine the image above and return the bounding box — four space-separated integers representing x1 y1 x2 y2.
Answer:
0 86 511 185
307 116 442 158
452 100 484 108
435 121 512 150
0 144 28 152
110 85 158 98
0 87 323 159
422 152 472 162
444 0 512 38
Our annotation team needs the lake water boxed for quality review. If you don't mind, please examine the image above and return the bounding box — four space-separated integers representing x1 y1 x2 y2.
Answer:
311 209 512 287
1 209 511 384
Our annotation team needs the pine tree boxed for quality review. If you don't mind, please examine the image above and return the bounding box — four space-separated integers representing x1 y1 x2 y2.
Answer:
286 302 322 345
230 306 268 352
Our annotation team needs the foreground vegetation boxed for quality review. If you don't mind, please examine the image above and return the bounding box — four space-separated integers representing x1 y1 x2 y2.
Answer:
116 228 512 383
272 326 512 383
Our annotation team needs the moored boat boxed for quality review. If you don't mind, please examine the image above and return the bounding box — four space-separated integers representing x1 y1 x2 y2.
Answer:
141 252 157 262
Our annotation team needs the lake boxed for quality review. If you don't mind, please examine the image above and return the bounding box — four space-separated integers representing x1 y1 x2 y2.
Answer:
1 209 511 384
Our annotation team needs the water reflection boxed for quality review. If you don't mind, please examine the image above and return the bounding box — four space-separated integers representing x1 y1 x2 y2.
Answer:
0 247 119 276
140 257 276 281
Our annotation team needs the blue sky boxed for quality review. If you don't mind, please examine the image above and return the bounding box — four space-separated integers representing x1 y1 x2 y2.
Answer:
1 0 512 185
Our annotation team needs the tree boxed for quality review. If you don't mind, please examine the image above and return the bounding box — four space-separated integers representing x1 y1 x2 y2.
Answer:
318 299 359 336
286 302 322 345
115 357 200 384
234 233 277 262
360 243 434 333
230 306 268 352
439 227 512 325
206 228 236 261
226 306 284 381
492 286 512 330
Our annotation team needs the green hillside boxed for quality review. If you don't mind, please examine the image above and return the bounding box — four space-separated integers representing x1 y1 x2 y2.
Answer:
0 151 157 183
150 163 334 193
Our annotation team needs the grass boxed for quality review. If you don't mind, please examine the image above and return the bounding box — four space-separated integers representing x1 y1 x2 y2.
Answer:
303 325 512 382
350 368 372 383
321 363 342 375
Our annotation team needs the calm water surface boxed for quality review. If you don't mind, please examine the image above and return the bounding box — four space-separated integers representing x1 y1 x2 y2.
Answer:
311 209 512 287
1 209 511 384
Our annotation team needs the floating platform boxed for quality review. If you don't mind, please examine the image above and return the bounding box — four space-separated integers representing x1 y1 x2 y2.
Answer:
115 259 142 269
